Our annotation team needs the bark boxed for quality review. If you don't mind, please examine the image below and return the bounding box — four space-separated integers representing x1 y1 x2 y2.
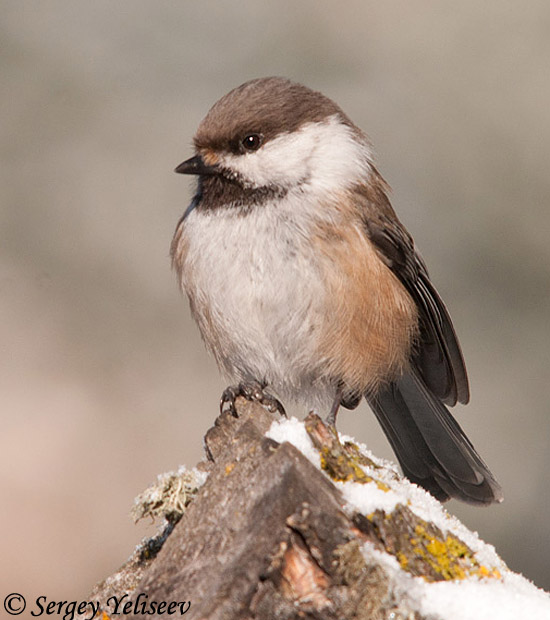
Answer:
81 398 499 620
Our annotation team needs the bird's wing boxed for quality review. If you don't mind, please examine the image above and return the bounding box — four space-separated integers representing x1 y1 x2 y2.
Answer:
358 178 469 406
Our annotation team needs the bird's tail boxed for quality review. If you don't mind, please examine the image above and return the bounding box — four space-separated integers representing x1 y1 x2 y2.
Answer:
367 371 503 505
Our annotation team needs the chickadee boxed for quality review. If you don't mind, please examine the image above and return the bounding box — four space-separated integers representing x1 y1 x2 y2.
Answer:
171 77 502 506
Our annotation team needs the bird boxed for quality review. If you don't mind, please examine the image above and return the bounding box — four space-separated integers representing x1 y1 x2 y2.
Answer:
170 76 502 506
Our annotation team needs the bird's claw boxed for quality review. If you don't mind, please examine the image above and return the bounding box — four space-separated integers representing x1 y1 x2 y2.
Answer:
220 381 286 418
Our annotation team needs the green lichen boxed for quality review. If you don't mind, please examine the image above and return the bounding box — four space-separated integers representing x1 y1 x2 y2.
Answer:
132 466 206 525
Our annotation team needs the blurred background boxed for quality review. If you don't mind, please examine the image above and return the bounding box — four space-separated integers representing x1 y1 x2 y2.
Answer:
1 0 549 600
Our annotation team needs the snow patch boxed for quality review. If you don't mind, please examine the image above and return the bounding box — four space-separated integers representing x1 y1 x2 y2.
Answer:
265 416 550 618
266 416 321 467
362 542 550 620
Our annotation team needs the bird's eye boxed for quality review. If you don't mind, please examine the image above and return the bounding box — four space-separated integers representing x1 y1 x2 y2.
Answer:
241 133 263 151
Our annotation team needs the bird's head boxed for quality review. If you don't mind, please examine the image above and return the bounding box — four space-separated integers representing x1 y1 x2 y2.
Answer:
175 77 373 211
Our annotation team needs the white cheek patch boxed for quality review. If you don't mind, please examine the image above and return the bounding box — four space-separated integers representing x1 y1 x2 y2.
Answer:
218 115 373 193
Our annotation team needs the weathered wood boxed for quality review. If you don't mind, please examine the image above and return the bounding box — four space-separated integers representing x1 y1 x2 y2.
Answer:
81 398 505 619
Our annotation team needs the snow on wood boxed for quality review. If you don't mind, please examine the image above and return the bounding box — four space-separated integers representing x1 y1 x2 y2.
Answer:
80 397 550 620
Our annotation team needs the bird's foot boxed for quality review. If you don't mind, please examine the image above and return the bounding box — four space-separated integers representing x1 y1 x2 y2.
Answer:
325 391 343 427
324 386 360 427
220 381 286 418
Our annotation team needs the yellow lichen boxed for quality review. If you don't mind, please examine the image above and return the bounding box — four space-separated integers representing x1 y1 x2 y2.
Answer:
225 463 235 475
320 447 389 492
360 506 503 584
409 525 481 580
477 565 502 579
320 448 368 482
343 441 381 470
413 526 501 581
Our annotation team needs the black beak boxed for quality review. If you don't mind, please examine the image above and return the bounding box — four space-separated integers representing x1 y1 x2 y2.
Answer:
174 154 219 176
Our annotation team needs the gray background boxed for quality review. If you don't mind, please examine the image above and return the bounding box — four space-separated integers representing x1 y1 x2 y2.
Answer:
1 0 549 600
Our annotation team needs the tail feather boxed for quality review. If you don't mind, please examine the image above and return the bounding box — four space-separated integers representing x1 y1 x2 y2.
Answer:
367 371 503 506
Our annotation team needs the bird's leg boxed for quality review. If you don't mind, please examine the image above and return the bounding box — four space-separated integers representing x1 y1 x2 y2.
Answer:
220 380 286 418
325 387 343 427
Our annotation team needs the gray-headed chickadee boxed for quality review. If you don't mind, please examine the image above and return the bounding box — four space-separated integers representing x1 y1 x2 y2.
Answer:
171 77 502 506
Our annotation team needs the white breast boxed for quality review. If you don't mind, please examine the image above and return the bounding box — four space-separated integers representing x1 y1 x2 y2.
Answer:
178 194 338 409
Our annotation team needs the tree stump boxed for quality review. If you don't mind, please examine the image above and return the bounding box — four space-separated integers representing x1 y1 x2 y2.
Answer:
81 398 549 620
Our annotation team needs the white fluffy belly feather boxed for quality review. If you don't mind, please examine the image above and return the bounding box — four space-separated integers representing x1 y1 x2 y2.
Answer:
176 203 334 408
